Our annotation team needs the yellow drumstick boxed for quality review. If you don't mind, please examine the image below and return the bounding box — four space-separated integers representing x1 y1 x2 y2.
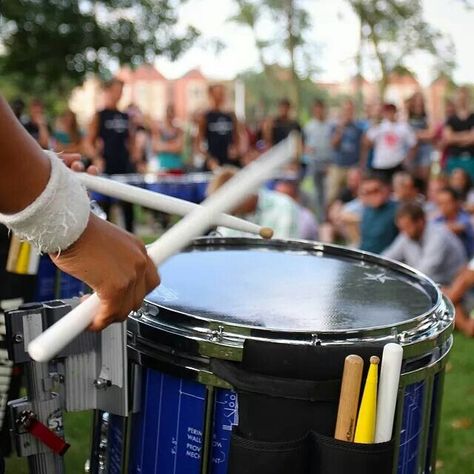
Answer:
335 354 364 442
15 241 31 274
354 355 380 444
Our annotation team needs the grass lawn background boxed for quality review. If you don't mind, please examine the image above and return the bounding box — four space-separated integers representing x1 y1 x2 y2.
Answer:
4 333 474 473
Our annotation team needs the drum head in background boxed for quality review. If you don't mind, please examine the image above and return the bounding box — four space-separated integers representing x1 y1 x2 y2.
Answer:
145 239 440 333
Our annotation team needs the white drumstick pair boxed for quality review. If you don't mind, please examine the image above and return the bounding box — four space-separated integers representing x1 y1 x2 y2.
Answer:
375 343 403 443
78 173 273 239
28 134 298 362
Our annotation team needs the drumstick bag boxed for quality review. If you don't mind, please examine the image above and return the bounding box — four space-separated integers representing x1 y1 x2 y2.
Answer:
211 340 395 474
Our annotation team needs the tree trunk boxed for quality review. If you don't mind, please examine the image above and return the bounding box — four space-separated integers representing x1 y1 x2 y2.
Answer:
368 23 389 101
355 18 364 115
285 0 300 113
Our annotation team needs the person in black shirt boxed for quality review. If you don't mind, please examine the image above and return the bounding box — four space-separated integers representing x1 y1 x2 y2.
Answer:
22 98 51 148
269 98 302 146
197 84 240 171
444 87 474 180
85 78 137 232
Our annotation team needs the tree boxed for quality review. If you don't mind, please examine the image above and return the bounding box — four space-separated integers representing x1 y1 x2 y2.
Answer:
238 66 330 123
348 0 455 98
229 0 314 113
0 0 198 102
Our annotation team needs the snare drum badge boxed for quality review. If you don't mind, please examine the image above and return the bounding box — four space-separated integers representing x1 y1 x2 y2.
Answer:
363 272 395 284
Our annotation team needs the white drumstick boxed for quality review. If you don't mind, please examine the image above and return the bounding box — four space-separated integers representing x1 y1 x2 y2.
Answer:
78 173 273 239
375 343 403 443
27 134 297 362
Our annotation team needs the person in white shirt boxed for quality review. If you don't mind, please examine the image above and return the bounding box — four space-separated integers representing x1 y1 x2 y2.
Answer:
304 99 333 222
363 103 417 181
208 167 300 239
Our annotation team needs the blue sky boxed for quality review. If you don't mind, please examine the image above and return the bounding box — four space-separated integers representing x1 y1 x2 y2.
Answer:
154 0 474 85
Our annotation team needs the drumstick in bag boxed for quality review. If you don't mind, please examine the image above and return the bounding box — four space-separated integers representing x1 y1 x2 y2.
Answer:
27 134 298 362
77 173 274 239
335 355 364 442
375 343 403 443
354 356 380 444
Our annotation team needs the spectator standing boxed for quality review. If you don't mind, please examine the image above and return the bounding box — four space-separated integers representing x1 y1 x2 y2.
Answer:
304 99 333 222
407 92 433 181
23 98 50 148
269 98 302 146
197 84 240 171
85 78 136 232
434 187 474 258
9 98 25 121
384 202 466 285
359 173 399 254
127 104 150 174
152 104 184 173
443 87 474 179
363 103 417 181
53 109 83 154
328 100 364 204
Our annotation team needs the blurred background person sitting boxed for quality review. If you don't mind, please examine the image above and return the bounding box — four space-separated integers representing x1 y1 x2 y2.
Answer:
359 172 399 254
392 171 425 205
274 179 318 241
434 187 474 258
384 202 466 286
449 167 474 213
208 167 299 239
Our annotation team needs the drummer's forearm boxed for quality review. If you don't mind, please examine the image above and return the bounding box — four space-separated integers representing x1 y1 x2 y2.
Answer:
0 96 51 213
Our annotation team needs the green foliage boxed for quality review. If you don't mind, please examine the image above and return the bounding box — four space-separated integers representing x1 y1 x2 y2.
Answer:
238 67 329 123
229 0 316 111
348 0 455 95
0 0 198 99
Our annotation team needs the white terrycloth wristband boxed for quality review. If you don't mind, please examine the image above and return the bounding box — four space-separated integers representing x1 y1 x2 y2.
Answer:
0 151 91 253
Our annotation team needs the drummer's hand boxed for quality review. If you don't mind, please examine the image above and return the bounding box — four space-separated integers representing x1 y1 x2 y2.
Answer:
51 214 160 331
93 157 106 173
60 153 98 174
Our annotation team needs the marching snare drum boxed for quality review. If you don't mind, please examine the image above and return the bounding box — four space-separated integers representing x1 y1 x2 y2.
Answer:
94 238 453 474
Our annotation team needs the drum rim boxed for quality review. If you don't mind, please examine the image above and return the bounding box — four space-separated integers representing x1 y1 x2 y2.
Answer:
144 237 445 336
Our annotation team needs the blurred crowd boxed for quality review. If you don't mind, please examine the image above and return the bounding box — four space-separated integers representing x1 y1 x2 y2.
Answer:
10 80 474 336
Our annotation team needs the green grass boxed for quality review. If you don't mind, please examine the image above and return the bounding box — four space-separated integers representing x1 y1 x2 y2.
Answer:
4 333 474 473
5 411 93 473
437 333 474 473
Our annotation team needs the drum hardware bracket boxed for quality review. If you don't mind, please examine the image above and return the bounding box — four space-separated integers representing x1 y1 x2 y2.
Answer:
310 333 322 346
94 377 112 390
5 300 129 474
209 325 225 342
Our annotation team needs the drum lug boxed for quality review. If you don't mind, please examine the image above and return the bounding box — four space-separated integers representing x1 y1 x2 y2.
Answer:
94 378 112 390
311 333 322 346
209 325 225 343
